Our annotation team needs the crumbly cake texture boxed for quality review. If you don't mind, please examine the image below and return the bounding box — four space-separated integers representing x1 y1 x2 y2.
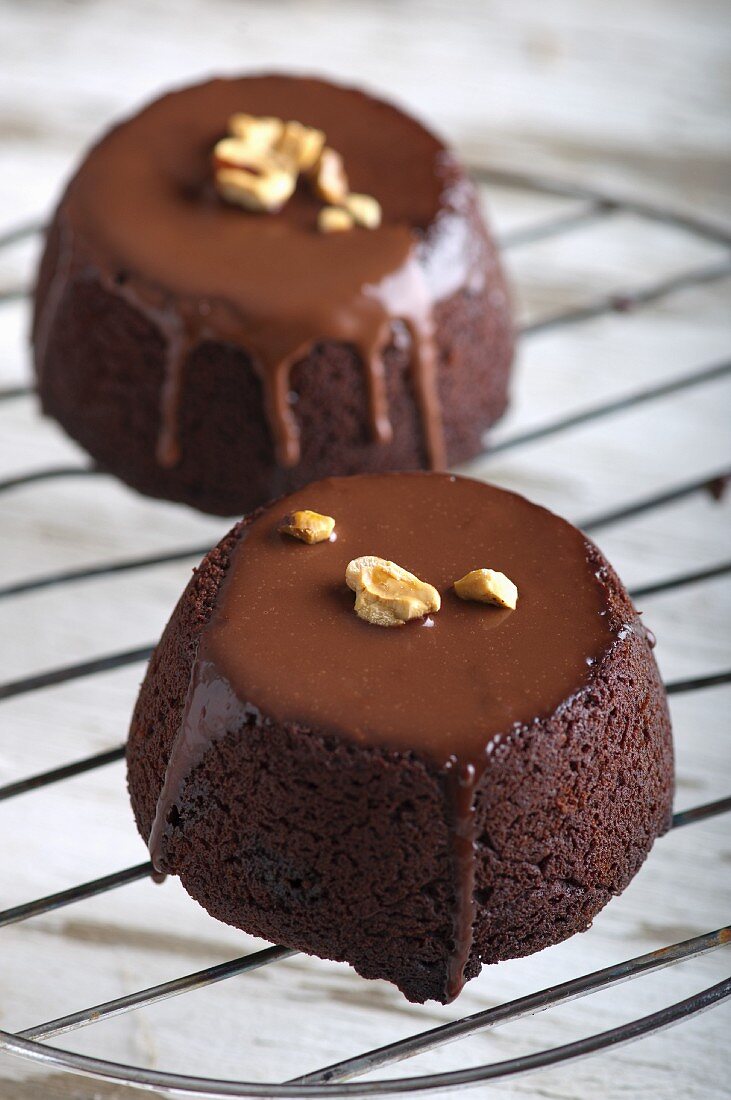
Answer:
127 475 674 1003
33 75 513 516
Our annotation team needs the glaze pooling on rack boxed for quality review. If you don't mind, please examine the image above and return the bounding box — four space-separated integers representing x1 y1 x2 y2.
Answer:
36 74 476 472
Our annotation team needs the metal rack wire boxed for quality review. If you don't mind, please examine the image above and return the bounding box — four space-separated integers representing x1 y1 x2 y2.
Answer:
0 164 730 1097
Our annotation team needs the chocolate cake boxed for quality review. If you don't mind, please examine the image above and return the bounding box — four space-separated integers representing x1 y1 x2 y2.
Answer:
126 472 674 1003
32 75 513 516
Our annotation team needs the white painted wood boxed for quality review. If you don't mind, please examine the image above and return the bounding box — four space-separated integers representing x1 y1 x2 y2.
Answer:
1 2 729 1098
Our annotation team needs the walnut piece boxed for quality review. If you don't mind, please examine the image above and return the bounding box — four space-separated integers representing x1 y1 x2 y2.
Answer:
345 193 382 229
228 113 284 152
311 147 349 205
277 120 326 171
345 555 441 627
453 568 518 610
215 163 296 212
278 509 336 544
318 206 354 233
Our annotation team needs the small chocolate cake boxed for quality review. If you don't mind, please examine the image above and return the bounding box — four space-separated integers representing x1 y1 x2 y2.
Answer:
127 473 673 1003
33 75 513 516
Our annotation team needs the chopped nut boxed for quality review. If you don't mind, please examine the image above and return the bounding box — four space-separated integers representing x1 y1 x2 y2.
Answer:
453 568 518 610
278 509 336 544
277 120 326 171
228 113 284 152
345 555 441 628
213 137 257 170
310 147 349 205
212 138 292 175
345 193 382 229
318 206 354 233
215 163 296 212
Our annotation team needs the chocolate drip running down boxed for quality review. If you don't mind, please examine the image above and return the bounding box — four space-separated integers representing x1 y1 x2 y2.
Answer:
44 75 470 473
147 237 445 472
149 473 619 1000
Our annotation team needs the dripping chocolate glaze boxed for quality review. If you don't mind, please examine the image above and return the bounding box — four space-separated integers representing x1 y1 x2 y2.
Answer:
48 75 488 471
150 473 620 1001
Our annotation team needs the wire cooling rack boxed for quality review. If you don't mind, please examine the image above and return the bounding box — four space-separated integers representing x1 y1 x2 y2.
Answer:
0 164 730 1096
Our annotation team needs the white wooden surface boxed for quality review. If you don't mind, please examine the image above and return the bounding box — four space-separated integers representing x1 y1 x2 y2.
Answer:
1 2 730 1098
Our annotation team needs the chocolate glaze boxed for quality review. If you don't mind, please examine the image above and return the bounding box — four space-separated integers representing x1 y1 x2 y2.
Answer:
39 76 482 472
150 473 620 998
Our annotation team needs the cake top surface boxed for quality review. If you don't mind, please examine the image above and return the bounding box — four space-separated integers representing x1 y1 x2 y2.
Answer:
202 473 621 767
63 74 464 317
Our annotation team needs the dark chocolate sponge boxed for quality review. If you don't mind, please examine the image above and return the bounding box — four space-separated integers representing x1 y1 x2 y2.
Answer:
127 473 673 1003
33 75 513 516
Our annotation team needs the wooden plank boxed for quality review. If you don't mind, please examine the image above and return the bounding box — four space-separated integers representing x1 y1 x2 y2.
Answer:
1 1 729 1098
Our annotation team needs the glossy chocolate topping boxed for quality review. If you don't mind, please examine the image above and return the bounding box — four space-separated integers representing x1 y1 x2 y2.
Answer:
49 76 485 472
150 473 621 999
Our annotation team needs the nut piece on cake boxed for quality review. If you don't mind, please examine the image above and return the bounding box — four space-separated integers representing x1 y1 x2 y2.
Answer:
214 162 296 212
454 568 518 609
228 113 284 151
345 192 382 229
318 206 354 233
213 136 279 171
277 120 326 171
346 555 441 627
311 146 350 205
278 509 336 544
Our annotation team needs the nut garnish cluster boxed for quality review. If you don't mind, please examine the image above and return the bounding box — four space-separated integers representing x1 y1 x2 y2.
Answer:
276 509 518 624
213 113 382 233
